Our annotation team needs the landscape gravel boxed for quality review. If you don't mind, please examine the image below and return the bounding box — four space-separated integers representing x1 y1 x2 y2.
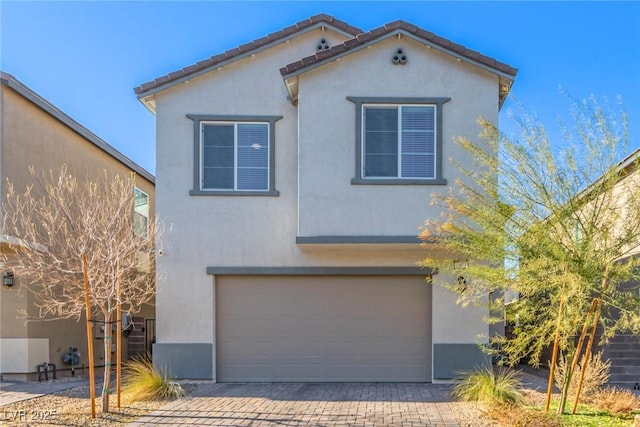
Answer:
0 382 197 427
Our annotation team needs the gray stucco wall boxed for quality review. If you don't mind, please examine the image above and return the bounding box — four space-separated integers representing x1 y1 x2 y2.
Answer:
152 24 502 379
153 343 213 379
433 343 491 379
297 36 498 237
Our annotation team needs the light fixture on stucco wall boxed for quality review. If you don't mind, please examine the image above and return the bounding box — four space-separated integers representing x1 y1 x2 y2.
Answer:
2 271 15 288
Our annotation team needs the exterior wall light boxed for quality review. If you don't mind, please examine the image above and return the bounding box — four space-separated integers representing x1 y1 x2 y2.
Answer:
453 260 468 270
3 271 15 288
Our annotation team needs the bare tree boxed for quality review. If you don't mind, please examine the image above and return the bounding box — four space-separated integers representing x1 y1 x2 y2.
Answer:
1 165 157 414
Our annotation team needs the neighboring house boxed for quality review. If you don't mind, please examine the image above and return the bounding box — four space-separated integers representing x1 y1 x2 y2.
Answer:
0 72 156 381
135 14 517 381
505 148 640 388
596 149 640 388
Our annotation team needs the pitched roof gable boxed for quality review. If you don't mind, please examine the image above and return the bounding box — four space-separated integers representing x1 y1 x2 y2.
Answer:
134 14 362 98
281 20 517 78
280 20 517 108
1 72 155 184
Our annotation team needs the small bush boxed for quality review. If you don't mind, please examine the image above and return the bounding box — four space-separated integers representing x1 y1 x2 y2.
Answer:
554 351 610 402
121 356 185 402
452 366 526 407
593 387 640 414
488 405 562 427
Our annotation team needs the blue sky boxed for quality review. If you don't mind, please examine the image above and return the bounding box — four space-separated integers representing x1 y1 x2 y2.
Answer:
1 1 639 175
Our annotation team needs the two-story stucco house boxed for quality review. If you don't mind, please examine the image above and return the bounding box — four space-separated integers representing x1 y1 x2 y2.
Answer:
0 72 156 380
135 14 517 382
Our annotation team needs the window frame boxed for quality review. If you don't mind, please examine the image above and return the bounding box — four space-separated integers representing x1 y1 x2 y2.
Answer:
187 115 282 196
347 97 450 185
133 187 149 237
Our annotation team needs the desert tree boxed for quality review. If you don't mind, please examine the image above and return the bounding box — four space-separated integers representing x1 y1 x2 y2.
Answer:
1 165 158 414
420 96 640 413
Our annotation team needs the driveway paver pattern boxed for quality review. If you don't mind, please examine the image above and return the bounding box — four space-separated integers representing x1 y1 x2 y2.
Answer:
128 382 461 427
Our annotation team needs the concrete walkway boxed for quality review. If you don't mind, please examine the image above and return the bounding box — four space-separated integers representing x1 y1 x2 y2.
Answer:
0 378 88 407
128 382 461 427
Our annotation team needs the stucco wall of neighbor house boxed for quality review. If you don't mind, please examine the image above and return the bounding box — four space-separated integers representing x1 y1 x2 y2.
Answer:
0 338 48 379
0 79 5 211
0 87 156 201
297 35 499 238
0 82 156 377
0 256 28 339
615 167 640 259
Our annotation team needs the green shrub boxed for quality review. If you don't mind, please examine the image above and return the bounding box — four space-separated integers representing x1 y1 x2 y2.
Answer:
121 356 185 402
488 405 562 427
452 366 526 407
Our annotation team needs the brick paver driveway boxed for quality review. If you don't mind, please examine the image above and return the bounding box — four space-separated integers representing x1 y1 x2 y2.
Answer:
128 382 461 427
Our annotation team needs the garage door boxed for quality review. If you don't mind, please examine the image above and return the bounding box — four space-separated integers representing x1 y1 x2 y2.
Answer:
216 275 431 382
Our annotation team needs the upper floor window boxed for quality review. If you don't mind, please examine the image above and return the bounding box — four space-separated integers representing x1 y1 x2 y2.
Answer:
347 97 450 185
364 105 435 179
202 122 269 190
187 115 282 196
134 187 149 237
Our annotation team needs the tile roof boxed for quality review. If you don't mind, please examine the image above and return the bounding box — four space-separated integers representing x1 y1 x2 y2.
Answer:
280 19 518 78
134 14 362 96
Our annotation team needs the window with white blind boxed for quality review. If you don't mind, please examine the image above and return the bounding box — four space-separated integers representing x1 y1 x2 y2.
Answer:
348 97 449 185
202 122 269 190
364 105 436 179
187 114 281 196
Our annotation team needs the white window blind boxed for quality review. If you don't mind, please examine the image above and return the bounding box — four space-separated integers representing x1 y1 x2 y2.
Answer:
237 124 269 190
401 106 435 179
363 105 436 179
202 122 269 191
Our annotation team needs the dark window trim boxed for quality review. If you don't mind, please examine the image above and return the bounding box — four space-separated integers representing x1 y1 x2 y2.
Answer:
346 97 450 185
186 114 282 196
206 266 435 276
295 235 422 244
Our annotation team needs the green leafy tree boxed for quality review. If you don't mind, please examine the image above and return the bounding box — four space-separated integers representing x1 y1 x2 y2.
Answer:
1 166 158 415
420 97 640 413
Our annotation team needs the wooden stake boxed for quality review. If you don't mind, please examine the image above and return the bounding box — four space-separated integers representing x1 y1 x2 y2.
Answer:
116 261 122 409
569 299 597 378
572 273 609 414
564 298 597 412
82 254 96 419
545 298 564 413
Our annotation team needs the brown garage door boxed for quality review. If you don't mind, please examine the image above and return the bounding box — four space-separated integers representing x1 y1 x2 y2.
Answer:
216 275 431 382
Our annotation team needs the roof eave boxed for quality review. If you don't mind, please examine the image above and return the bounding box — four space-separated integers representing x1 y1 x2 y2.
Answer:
282 29 517 106
619 147 640 172
1 72 155 184
134 21 361 100
138 94 156 115
498 76 515 111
